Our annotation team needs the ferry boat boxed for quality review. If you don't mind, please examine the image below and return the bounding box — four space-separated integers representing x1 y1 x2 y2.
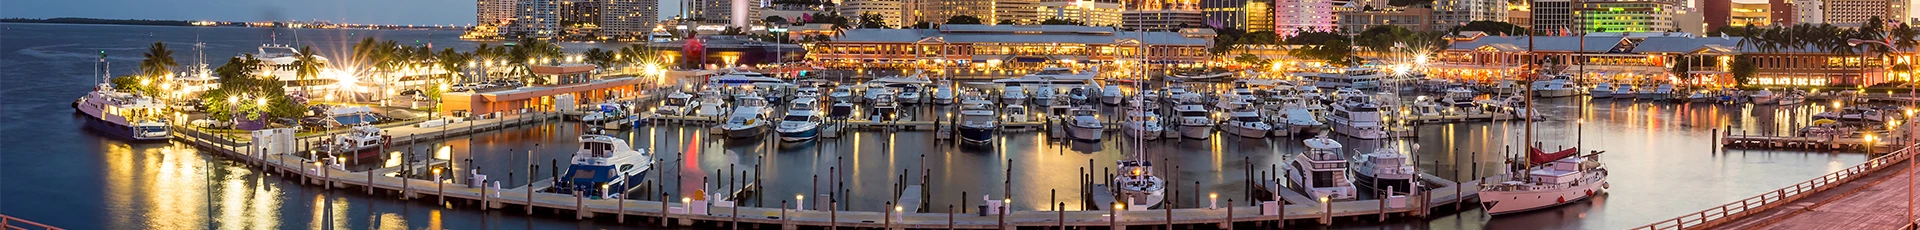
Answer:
1100 85 1125 105
722 94 771 139
1173 104 1214 139
75 84 172 141
1588 83 1614 99
1222 102 1272 138
957 97 998 144
1285 136 1356 200
1351 148 1417 192
932 80 956 105
659 91 695 115
1115 159 1166 209
776 98 824 142
555 132 656 199
321 125 385 157
1329 96 1387 139
1064 106 1105 141
1480 148 1609 215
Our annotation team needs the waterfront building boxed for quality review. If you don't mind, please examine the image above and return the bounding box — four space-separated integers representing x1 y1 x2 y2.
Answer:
442 65 658 115
559 0 602 36
1432 0 1508 31
1431 33 1734 84
512 0 561 37
1337 8 1434 34
1791 0 1822 25
840 0 905 27
1731 3 1771 27
1037 0 1125 27
1822 0 1905 28
1739 46 1891 86
996 0 1044 24
804 25 1211 69
600 0 660 39
479 0 519 25
1274 0 1336 36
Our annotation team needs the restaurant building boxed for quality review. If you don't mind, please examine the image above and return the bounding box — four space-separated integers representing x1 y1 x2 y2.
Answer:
441 64 657 116
804 25 1213 70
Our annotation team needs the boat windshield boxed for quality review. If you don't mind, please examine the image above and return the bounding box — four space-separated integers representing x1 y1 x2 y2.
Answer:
1179 111 1208 117
1235 117 1261 122
581 142 613 157
784 115 810 122
666 98 689 106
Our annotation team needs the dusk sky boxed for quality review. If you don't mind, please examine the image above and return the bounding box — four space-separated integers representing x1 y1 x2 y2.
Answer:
3 0 687 26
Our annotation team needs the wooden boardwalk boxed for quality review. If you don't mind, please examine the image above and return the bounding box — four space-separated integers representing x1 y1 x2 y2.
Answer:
173 108 1491 229
1634 147 1917 230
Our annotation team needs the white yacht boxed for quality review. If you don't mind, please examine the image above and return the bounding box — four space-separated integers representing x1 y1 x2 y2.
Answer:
250 44 334 86
1480 148 1608 215
956 97 998 144
776 98 824 142
1301 67 1386 91
1164 84 1202 104
1777 93 1805 105
1003 104 1033 123
1285 136 1357 201
868 93 900 122
1122 100 1164 140
1173 104 1214 139
1002 83 1029 105
556 132 656 199
1351 147 1417 192
829 85 855 102
1064 106 1105 141
1530 76 1576 98
991 67 1098 85
794 86 822 100
1637 84 1673 101
722 94 771 139
1032 84 1060 106
321 125 385 158
1277 97 1326 137
864 86 895 103
659 91 695 115
898 85 924 105
1750 89 1779 105
1100 85 1125 105
1685 91 1716 103
1588 82 1614 99
1443 87 1477 108
1222 101 1271 138
1329 96 1387 139
932 80 956 105
1813 106 1887 123
1612 84 1636 99
693 91 730 118
74 83 171 141
1115 159 1166 209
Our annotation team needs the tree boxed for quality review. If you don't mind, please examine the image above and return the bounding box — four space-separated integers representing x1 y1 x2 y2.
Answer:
997 19 1016 25
1290 39 1356 67
858 13 889 28
139 41 177 80
1451 21 1529 36
436 48 472 84
946 15 983 25
292 46 325 96
1233 53 1269 66
1040 18 1083 26
1730 55 1757 87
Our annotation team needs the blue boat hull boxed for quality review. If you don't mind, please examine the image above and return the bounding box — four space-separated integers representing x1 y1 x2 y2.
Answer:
778 127 819 142
82 116 167 142
555 164 649 198
959 126 994 144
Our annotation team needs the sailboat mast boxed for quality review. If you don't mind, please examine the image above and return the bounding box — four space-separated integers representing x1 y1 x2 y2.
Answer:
1523 22 1537 174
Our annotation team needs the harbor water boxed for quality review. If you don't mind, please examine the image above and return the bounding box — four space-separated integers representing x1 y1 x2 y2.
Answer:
0 22 1875 229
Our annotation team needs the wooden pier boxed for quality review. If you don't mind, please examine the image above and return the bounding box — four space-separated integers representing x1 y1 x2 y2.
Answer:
1633 146 1916 230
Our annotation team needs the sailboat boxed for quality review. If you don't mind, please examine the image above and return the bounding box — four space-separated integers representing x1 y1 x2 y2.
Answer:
1479 30 1611 216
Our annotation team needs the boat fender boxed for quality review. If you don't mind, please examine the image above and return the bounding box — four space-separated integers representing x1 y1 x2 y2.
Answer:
1557 196 1565 203
1586 189 1593 196
1603 182 1610 189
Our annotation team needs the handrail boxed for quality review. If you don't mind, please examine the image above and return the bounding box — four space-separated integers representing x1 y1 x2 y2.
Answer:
0 215 63 230
1631 146 1914 230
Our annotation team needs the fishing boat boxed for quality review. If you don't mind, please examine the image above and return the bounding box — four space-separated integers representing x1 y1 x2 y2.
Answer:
957 97 998 144
1285 136 1357 200
776 98 824 142
554 132 656 199
1328 96 1386 139
1351 148 1417 192
1114 159 1166 209
1222 104 1272 138
1173 104 1214 139
1064 106 1105 141
1100 85 1125 105
722 94 771 139
1588 83 1614 99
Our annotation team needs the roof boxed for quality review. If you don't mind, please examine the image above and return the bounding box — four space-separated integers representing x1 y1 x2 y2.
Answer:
1634 36 1744 53
1447 35 1748 54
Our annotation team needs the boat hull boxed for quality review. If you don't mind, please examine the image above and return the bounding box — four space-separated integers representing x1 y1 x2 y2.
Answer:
725 125 767 139
1225 124 1269 138
1101 95 1122 105
1177 125 1212 139
83 116 170 141
1333 123 1386 139
776 126 819 142
959 126 995 144
1066 125 1104 141
1352 172 1416 193
1589 91 1612 99
1481 180 1608 215
1535 89 1575 98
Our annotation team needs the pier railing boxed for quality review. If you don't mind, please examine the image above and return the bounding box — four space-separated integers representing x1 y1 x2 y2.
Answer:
1 214 63 230
1632 146 1915 230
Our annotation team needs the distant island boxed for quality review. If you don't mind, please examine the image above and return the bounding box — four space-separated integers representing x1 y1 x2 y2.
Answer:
1 17 200 26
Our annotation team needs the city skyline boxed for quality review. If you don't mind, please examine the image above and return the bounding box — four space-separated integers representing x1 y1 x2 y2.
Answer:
1 0 689 26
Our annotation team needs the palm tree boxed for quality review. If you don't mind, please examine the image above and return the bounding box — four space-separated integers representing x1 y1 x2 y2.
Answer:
140 41 178 81
292 46 325 96
505 37 564 84
437 48 473 84
584 48 614 70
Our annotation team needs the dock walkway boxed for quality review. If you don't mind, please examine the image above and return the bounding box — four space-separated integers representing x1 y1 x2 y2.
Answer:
1634 146 1917 230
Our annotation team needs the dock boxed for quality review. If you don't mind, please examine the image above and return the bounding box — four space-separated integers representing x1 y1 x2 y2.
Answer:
1633 146 1916 230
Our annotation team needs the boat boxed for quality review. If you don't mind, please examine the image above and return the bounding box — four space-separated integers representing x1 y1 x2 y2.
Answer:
829 85 855 102
990 67 1098 85
1033 84 1064 106
658 91 695 115
1284 136 1357 200
1351 148 1417 192
1114 159 1167 209
580 103 623 123
1002 83 1029 105
1121 99 1164 140
1164 84 1202 104
1064 106 1105 141
864 86 895 103
1637 84 1672 101
75 83 172 141
1328 96 1387 139
321 125 385 158
828 100 854 119
898 85 923 105
722 94 771 139
776 98 824 142
1750 89 1779 105
1777 93 1805 105
1530 76 1576 98
1067 87 1092 104
1301 67 1387 91
1480 148 1609 215
1443 87 1477 108
1685 90 1715 103
1170 70 1234 81
1173 104 1214 139
1100 85 1125 105
868 93 900 121
1222 103 1273 138
250 44 335 87
1813 106 1886 123
932 80 956 105
1277 97 1326 137
693 91 730 118
1588 83 1614 99
1003 104 1033 123
794 86 822 100
1491 80 1519 95
956 98 998 144
1612 84 1636 100
554 132 656 199
1215 94 1256 111
708 71 793 89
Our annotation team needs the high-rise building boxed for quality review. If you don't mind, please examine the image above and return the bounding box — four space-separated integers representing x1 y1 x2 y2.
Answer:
1792 0 1823 25
1244 1 1273 31
1823 0 1899 27
600 0 658 38
929 0 996 24
1199 0 1248 29
1122 10 1205 30
512 0 560 37
699 0 757 26
1702 0 1729 31
479 0 519 25
1530 0 1572 34
1037 0 1125 26
1770 0 1792 25
1338 8 1434 33
1509 2 1532 29
1432 0 1507 31
842 0 905 27
1730 3 1770 27
1535 0 1682 34
1273 0 1335 35
995 0 1043 24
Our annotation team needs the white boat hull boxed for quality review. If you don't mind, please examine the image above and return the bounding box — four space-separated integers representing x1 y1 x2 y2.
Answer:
1066 125 1104 141
1101 95 1122 105
725 125 767 139
1588 90 1612 99
1124 125 1161 140
1178 125 1212 139
1333 123 1386 139
1225 124 1269 138
1481 180 1608 215
1535 89 1575 98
